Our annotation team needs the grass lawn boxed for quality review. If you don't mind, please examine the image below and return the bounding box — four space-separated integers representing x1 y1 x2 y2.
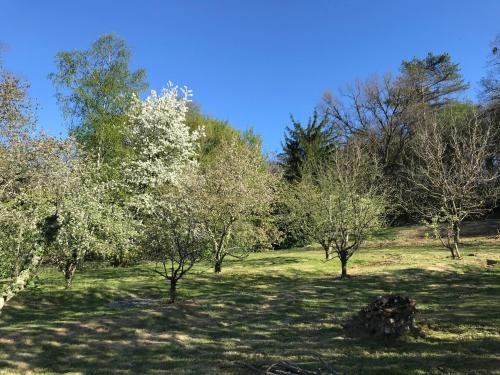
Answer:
0 233 499 374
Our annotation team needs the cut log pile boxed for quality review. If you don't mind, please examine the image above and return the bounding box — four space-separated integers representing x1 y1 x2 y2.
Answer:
357 294 416 337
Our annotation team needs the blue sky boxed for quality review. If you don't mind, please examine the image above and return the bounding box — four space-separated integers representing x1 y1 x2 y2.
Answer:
1 0 498 153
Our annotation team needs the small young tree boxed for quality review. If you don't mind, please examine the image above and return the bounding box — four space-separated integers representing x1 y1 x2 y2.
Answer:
145 174 207 303
295 142 385 277
196 139 278 273
405 105 498 259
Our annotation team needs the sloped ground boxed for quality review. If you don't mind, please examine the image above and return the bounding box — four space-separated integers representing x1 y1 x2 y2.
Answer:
0 229 499 374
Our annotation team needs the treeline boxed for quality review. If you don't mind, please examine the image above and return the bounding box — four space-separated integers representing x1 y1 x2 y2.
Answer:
1 34 499 310
277 47 500 258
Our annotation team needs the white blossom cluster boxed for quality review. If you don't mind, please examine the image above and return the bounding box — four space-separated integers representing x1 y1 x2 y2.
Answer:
126 82 201 195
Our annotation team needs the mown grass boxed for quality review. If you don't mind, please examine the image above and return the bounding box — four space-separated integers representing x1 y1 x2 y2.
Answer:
0 232 499 374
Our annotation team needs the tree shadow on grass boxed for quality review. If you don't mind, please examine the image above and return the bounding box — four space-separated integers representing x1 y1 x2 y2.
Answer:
0 263 498 374
224 256 305 268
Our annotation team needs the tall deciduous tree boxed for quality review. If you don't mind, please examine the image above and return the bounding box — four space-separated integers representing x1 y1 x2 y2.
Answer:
322 53 468 222
324 53 467 176
186 104 262 162
404 104 498 259
50 34 148 168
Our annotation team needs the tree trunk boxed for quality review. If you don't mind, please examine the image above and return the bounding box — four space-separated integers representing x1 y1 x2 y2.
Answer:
452 222 461 259
0 248 43 315
169 279 177 303
324 245 333 260
340 254 348 279
214 260 222 273
63 261 77 289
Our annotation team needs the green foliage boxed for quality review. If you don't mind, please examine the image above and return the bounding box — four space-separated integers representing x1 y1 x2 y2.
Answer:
195 139 279 272
279 110 335 182
142 174 209 302
272 181 313 249
46 158 138 287
399 52 468 107
291 142 386 275
50 33 148 169
186 106 263 163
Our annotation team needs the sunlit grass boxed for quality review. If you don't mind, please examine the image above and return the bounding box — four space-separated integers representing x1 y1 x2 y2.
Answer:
0 231 499 374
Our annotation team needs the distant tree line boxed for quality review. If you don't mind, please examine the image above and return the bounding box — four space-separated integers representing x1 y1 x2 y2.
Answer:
278 48 500 261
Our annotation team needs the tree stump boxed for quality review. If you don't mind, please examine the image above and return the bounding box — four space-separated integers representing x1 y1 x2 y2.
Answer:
356 294 416 337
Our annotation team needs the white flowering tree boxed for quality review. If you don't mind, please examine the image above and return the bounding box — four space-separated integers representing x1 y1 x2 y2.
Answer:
145 173 208 303
125 83 206 302
46 158 138 289
0 134 70 313
0 66 65 313
195 139 279 273
126 83 200 194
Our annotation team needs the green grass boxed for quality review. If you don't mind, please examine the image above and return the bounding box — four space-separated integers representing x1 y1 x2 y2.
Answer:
0 239 499 374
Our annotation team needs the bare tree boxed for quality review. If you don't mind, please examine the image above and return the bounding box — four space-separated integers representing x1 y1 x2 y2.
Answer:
322 75 414 175
404 105 498 258
480 34 500 108
321 54 468 224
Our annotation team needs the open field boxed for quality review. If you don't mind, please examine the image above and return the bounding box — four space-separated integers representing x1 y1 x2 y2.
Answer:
0 230 499 374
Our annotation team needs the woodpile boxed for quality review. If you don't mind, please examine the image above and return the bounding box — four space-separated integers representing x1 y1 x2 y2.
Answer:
356 294 416 337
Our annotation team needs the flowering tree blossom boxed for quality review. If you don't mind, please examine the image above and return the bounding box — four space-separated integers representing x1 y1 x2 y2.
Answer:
195 139 279 273
0 135 69 313
125 83 206 302
47 158 138 288
126 83 201 197
0 66 63 313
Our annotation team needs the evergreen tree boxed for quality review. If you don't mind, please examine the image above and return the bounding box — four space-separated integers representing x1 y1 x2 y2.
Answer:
279 110 335 182
398 52 468 110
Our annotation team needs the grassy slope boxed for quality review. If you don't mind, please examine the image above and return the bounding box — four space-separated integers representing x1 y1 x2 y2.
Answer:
0 229 499 374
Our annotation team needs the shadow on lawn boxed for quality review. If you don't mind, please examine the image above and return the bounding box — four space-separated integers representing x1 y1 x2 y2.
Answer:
0 263 499 374
225 255 305 268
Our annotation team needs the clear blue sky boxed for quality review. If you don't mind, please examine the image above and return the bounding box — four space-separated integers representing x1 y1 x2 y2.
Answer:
1 0 498 153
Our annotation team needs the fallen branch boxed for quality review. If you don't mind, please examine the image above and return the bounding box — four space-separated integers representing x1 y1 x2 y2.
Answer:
238 359 335 374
